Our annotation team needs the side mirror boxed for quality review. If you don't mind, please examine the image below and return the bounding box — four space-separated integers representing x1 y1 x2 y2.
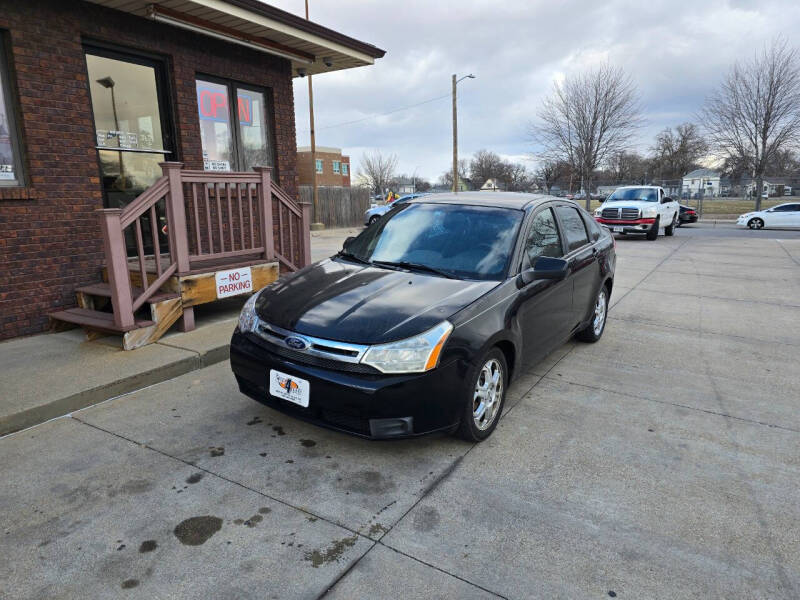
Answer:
343 236 355 250
661 196 672 204
518 256 569 286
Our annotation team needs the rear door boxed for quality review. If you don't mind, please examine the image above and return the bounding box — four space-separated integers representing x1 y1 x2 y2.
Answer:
554 204 601 330
770 203 800 227
515 206 573 366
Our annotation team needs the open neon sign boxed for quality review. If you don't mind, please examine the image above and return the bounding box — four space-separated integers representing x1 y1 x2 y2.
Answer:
197 86 253 126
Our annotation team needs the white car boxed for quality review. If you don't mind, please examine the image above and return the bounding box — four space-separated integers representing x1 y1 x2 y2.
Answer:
593 185 680 240
737 202 800 229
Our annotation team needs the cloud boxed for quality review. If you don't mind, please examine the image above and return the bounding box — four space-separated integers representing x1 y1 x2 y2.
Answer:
268 0 800 180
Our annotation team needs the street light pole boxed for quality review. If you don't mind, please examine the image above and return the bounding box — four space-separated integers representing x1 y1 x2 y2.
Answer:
452 73 475 193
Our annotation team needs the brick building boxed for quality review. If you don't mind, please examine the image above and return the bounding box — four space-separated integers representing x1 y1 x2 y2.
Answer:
297 146 351 187
0 0 383 340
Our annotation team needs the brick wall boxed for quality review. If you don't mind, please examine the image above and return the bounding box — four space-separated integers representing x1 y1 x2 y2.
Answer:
0 0 298 340
298 149 350 187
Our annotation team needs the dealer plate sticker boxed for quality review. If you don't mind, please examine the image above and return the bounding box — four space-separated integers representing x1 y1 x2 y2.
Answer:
269 369 310 408
215 266 252 299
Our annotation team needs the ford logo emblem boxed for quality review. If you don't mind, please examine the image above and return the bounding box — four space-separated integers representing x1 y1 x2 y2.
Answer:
285 336 308 350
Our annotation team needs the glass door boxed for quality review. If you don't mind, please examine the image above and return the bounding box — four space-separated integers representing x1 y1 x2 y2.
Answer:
85 46 174 254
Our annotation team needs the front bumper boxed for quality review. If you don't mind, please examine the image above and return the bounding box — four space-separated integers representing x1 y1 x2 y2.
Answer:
595 217 656 233
229 330 465 439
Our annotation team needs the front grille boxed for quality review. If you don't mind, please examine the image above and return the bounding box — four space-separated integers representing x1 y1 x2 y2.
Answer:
602 207 640 220
320 409 371 436
247 333 380 374
621 207 640 220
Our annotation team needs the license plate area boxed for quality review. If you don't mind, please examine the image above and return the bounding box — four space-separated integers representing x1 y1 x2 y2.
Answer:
612 226 623 233
269 369 310 408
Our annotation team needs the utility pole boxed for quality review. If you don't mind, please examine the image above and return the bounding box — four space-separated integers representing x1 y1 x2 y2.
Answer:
306 0 322 229
451 74 475 193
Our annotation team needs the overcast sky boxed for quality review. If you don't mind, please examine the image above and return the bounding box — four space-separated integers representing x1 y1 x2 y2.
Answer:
268 0 800 183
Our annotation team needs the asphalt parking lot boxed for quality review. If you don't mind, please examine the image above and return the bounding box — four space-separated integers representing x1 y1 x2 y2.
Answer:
2 224 799 599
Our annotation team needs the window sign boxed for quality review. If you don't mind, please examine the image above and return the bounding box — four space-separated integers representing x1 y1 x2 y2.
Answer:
197 78 273 173
0 44 23 185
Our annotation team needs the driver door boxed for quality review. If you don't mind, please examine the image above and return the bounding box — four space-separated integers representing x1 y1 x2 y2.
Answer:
515 206 573 367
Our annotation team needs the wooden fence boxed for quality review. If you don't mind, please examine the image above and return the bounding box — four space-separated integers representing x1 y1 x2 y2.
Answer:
300 185 371 228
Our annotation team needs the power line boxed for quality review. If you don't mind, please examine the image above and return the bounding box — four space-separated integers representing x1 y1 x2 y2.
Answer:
297 90 454 133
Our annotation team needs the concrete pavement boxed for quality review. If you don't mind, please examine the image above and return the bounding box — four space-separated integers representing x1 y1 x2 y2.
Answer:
1 229 800 598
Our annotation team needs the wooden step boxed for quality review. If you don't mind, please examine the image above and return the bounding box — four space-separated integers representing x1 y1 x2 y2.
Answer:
49 308 154 333
76 282 179 304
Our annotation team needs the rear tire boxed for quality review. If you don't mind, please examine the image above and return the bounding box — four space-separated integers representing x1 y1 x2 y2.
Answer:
646 217 660 240
455 348 507 442
576 285 609 343
665 213 677 236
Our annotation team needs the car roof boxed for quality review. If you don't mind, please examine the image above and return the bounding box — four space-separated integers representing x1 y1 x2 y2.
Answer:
407 191 561 210
613 185 660 190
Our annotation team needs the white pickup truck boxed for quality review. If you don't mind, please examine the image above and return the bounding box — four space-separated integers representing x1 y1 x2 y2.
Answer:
594 186 680 240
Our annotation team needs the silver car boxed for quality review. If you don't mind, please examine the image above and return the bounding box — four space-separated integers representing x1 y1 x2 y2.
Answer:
363 193 428 226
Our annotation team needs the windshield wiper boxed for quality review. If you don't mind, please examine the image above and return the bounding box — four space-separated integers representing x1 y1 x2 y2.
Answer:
372 260 458 279
336 251 372 265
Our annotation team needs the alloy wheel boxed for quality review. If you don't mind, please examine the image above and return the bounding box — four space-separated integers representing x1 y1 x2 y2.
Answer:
592 288 608 336
473 358 503 430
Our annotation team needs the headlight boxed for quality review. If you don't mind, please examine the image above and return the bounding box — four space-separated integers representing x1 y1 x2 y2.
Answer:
238 290 261 333
594 208 602 217
642 206 658 218
361 321 453 373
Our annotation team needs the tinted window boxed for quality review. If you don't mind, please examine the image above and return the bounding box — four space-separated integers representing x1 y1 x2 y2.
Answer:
555 206 589 251
525 209 563 264
774 204 800 212
583 212 603 241
345 203 523 281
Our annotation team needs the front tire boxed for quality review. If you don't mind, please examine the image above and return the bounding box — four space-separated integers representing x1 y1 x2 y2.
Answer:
665 212 677 236
646 216 660 240
748 218 764 230
576 285 609 343
455 349 507 442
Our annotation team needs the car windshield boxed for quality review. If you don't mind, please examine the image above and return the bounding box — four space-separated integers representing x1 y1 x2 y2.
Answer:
342 203 522 281
606 188 658 202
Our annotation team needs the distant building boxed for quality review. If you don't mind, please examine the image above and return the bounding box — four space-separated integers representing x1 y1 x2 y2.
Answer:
298 146 350 187
480 178 505 191
682 168 721 197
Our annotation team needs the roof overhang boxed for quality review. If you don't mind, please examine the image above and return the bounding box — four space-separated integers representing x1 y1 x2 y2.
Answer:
82 0 385 77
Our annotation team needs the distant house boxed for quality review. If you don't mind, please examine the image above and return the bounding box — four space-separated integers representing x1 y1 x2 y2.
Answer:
682 168 721 198
741 177 797 197
480 178 505 191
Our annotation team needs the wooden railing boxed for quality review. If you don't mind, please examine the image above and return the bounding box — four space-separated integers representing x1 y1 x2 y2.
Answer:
96 162 310 330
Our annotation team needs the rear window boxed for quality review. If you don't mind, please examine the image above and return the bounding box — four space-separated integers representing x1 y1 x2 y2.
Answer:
555 206 589 251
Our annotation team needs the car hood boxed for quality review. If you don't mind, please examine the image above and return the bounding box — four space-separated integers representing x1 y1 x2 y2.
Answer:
254 258 497 344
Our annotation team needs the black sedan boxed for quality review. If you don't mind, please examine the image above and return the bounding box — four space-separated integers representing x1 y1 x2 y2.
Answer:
678 204 698 225
230 193 615 442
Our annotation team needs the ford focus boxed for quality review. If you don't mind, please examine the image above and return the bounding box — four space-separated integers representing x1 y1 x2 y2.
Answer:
230 192 615 441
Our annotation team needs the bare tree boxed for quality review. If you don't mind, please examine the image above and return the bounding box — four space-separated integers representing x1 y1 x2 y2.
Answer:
531 64 642 209
650 123 708 179
701 38 800 210
439 159 470 189
357 150 398 196
469 149 507 189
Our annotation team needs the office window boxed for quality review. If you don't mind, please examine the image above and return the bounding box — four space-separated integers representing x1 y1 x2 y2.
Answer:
0 39 24 187
332 160 340 174
315 159 323 173
341 163 349 176
196 77 274 172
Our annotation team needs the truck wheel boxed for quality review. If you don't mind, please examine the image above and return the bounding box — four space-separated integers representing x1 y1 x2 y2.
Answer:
646 217 660 241
455 348 507 442
576 285 608 343
665 213 677 236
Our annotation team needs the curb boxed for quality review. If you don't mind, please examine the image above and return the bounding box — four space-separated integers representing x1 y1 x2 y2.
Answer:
0 341 231 437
